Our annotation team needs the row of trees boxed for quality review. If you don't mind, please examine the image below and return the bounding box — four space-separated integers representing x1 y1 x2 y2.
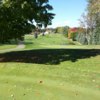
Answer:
77 0 100 45
55 26 69 36
0 0 54 43
59 0 100 45
37 0 99 45
54 26 81 42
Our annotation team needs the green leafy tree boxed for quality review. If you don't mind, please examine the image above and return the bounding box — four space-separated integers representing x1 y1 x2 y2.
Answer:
0 0 55 43
63 26 69 37
55 26 69 36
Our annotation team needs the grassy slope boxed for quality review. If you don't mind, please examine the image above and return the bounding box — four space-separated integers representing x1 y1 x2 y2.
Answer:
0 34 100 100
24 34 78 50
24 34 100 50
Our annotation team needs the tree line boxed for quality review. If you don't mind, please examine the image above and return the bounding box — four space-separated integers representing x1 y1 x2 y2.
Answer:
77 0 100 45
55 0 100 45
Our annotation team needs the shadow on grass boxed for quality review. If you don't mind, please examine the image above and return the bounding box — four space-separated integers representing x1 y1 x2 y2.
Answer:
0 49 100 65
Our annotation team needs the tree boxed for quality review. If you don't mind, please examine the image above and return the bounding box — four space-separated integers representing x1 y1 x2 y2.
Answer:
78 13 92 44
0 0 55 43
55 26 69 36
63 26 69 37
77 0 100 45
87 0 100 44
68 28 78 41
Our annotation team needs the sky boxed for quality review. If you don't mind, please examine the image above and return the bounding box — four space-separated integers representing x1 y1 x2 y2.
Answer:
48 0 88 28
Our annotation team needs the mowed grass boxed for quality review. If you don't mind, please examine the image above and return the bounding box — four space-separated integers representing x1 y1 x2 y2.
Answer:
24 34 100 50
24 34 78 50
0 34 100 100
0 44 17 50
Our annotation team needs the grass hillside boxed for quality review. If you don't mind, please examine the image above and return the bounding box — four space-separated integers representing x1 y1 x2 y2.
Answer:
24 34 100 50
24 34 78 50
0 34 100 100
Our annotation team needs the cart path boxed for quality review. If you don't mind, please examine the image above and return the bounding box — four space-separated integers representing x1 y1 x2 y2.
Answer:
0 41 25 53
